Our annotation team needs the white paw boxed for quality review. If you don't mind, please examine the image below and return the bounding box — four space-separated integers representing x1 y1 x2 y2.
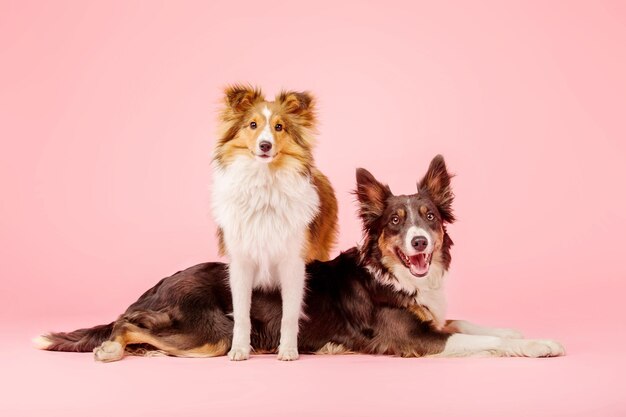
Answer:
228 346 250 361
93 341 124 362
491 327 524 339
277 346 299 361
521 339 566 357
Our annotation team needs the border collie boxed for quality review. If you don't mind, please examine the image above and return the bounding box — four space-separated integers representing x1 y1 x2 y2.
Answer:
35 155 564 360
211 85 338 360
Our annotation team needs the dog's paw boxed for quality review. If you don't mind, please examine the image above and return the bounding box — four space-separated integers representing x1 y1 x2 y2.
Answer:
491 327 524 339
277 346 299 361
93 341 124 362
520 339 565 358
228 346 250 361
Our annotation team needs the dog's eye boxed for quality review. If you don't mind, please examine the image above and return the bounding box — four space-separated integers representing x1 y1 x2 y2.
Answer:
390 215 400 225
426 213 435 221
275 123 283 132
250 121 257 129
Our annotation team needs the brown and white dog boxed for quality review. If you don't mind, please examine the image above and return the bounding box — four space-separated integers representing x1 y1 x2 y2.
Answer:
211 85 337 360
36 155 564 360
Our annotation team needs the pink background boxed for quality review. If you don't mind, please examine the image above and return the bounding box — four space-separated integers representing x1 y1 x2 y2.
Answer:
1 1 625 416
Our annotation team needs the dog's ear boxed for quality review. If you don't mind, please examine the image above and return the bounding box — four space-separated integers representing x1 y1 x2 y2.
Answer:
223 84 264 113
355 168 392 226
276 90 316 128
418 155 455 223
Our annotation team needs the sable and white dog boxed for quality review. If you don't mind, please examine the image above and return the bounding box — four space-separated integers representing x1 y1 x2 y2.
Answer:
211 85 338 360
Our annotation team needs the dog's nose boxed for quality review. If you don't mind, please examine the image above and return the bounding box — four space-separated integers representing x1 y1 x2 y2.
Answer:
259 141 272 153
411 236 428 251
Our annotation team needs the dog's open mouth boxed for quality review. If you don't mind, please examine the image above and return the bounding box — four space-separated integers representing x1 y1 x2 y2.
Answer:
395 247 432 278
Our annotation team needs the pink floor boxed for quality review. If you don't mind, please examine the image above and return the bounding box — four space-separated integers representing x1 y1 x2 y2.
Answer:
3 316 623 417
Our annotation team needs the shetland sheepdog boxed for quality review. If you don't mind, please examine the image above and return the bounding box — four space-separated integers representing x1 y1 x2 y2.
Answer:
36 155 564 361
211 85 338 360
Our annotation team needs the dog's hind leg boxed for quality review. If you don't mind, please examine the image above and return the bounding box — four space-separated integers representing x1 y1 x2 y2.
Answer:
443 320 524 339
93 311 171 362
93 311 230 362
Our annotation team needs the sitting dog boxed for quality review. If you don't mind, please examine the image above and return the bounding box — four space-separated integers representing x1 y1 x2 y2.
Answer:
35 155 564 361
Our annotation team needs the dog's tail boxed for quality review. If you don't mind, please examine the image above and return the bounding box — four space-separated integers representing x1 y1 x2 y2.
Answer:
33 322 115 352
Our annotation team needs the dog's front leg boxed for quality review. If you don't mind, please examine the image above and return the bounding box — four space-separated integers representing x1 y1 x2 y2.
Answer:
435 333 565 358
444 320 524 339
276 257 306 361
228 259 254 361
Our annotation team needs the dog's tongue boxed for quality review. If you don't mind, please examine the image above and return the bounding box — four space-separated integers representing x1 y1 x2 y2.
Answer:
409 254 429 276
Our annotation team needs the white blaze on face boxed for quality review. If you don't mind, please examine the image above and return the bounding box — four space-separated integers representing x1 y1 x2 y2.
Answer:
404 201 433 255
257 106 275 148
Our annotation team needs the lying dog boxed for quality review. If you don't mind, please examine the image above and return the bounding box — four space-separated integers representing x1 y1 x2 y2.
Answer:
36 155 564 361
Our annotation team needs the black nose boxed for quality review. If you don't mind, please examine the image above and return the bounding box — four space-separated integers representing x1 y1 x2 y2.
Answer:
411 236 428 251
259 141 272 153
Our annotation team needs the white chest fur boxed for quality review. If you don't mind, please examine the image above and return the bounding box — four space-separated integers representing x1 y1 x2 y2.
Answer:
390 263 448 329
211 157 320 286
